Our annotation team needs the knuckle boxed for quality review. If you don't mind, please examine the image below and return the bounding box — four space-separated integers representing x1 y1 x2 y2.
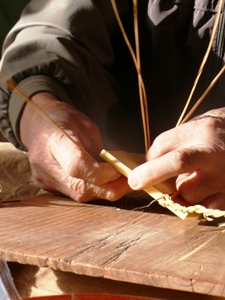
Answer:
177 183 196 204
70 178 87 195
67 151 84 176
103 186 126 202
105 192 121 202
150 136 165 158
173 149 192 172
71 193 94 203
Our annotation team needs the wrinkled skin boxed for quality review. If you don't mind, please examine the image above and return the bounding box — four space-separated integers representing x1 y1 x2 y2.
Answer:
128 108 225 209
21 93 225 209
20 93 130 202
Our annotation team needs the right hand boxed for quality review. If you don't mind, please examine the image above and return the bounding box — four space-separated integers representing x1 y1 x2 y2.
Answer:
20 92 130 202
128 109 225 209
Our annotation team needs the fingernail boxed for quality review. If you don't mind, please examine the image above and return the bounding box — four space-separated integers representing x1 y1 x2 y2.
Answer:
128 173 141 188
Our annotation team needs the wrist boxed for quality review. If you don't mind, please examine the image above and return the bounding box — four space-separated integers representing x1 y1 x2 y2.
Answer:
20 92 60 149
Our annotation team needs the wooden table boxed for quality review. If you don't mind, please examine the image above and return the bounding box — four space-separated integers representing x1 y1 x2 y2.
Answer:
1 193 225 299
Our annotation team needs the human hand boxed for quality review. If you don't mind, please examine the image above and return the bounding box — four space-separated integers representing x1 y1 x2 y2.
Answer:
128 108 225 209
20 93 130 202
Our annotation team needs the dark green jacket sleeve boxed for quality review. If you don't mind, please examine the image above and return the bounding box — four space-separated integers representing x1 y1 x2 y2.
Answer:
0 0 129 149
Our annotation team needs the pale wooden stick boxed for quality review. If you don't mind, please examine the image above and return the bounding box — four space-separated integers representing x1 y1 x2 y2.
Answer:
176 0 224 126
110 0 137 69
110 0 150 152
132 0 150 152
100 149 190 219
180 64 225 124
100 149 166 198
100 148 225 220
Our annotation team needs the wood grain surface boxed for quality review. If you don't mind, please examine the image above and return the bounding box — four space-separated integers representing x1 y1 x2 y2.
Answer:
1 193 225 297
8 262 224 299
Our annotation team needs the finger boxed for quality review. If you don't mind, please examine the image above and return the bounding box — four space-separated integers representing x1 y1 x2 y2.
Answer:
147 125 191 160
176 170 225 204
69 176 131 203
53 142 121 185
71 155 122 185
153 177 177 195
148 130 179 160
200 192 225 210
33 158 129 202
176 171 203 203
147 120 210 160
128 148 204 190
56 174 129 202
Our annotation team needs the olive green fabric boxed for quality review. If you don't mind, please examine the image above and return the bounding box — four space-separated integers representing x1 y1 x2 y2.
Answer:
0 0 30 50
0 0 225 152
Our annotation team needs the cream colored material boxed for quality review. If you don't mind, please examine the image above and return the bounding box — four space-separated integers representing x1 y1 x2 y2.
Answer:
0 142 41 201
100 149 225 221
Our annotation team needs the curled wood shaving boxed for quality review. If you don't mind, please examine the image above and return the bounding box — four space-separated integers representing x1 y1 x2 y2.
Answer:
157 196 225 221
100 150 225 221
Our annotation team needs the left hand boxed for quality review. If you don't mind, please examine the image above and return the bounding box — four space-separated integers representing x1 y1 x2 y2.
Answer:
20 93 130 202
128 108 225 210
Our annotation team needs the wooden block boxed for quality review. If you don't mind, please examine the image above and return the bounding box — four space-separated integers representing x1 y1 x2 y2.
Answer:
1 193 225 298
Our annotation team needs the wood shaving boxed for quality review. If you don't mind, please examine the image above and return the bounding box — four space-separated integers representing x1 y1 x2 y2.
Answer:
157 196 225 221
100 149 225 221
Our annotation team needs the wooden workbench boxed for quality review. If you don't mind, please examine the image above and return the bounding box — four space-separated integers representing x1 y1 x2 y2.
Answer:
1 192 225 299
